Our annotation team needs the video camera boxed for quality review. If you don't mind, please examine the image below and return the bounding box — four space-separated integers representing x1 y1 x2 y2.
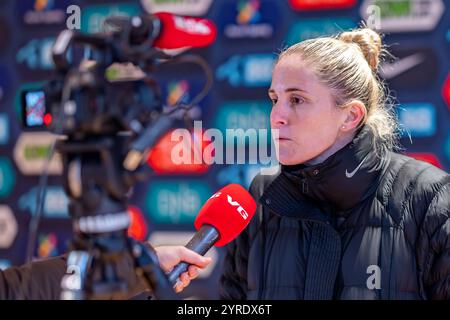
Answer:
18 12 216 300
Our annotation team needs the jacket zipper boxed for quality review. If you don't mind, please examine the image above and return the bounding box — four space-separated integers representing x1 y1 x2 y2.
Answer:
301 178 308 194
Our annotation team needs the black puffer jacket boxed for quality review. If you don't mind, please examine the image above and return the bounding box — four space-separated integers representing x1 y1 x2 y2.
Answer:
220 127 450 300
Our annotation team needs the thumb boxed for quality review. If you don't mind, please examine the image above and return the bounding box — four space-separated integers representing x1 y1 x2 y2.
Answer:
178 247 212 268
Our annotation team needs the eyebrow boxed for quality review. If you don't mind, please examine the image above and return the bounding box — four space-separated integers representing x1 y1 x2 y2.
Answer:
268 88 309 94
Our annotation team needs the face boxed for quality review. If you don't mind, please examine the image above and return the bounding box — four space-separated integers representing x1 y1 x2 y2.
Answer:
269 55 346 165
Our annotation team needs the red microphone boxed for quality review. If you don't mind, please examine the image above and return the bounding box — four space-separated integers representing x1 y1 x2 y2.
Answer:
150 12 217 50
167 184 256 286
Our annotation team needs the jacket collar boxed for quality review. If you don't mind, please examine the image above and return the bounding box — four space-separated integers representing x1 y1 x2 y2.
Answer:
260 126 390 221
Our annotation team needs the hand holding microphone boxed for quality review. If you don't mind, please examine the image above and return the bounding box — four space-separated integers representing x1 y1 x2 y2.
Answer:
154 246 212 293
164 184 257 291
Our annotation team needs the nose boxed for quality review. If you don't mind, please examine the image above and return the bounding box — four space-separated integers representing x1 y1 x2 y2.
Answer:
270 103 288 128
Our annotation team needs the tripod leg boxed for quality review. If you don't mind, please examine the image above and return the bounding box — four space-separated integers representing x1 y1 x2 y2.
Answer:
130 240 178 300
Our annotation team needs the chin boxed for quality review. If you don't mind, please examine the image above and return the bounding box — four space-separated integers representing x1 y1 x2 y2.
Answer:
277 155 304 166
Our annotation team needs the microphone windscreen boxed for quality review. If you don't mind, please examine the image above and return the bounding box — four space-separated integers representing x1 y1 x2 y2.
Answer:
194 184 256 247
153 12 217 49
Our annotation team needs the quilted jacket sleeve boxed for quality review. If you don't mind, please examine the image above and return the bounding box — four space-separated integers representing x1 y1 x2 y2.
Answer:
416 181 450 300
0 256 67 300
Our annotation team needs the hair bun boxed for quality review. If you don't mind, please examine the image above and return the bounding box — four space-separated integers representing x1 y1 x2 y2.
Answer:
339 28 382 72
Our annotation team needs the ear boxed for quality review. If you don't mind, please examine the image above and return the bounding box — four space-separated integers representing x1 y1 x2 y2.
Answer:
340 100 366 132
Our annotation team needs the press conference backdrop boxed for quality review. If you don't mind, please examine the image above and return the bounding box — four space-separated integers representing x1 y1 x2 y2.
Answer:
0 0 449 299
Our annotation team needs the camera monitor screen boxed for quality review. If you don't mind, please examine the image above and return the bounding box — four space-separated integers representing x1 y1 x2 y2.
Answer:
23 90 46 127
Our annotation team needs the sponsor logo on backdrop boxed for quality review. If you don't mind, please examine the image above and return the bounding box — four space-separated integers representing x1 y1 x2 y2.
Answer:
13 132 63 175
381 54 424 80
149 231 217 278
360 0 444 33
214 101 271 140
17 0 70 25
140 0 213 16
216 54 275 87
0 205 18 249
127 206 148 242
289 0 356 10
0 114 9 145
398 103 437 138
167 80 190 106
442 73 450 111
147 128 211 174
211 101 275 166
221 0 277 39
19 186 69 218
147 101 274 169
379 47 438 88
0 260 11 270
81 3 140 34
285 18 356 46
163 79 201 117
37 233 58 258
160 79 202 120
13 132 62 175
169 121 278 172
16 37 56 71
406 153 442 169
145 181 211 224
147 79 209 173
0 158 15 199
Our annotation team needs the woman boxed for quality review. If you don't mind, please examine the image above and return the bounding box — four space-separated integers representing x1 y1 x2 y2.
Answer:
219 28 450 300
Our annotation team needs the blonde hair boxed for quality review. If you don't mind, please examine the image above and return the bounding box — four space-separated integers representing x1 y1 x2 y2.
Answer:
277 27 398 154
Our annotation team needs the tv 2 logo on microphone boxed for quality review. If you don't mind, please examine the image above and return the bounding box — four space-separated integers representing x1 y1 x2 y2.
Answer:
209 192 249 220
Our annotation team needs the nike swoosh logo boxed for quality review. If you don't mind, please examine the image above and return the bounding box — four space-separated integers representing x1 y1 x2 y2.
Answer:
379 53 425 80
345 155 369 178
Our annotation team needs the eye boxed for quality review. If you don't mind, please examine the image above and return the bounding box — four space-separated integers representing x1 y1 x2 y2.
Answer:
290 96 305 105
269 97 278 105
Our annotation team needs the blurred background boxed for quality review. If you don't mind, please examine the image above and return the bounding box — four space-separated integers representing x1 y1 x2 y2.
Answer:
0 0 449 299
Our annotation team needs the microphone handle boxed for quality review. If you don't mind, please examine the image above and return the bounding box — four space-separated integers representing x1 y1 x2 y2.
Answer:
168 224 219 286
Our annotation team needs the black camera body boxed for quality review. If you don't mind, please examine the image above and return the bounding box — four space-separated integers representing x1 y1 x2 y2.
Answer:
21 72 162 136
20 15 166 137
